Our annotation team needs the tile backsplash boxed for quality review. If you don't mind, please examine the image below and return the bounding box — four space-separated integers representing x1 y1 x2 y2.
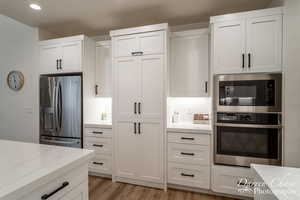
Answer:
167 97 212 124
85 97 112 122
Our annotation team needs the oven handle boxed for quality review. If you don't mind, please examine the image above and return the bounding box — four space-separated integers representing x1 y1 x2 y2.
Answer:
215 123 282 129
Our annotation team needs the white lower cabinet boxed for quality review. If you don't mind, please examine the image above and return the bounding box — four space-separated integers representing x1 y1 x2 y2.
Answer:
167 131 211 190
212 165 254 198
20 164 88 200
84 126 112 175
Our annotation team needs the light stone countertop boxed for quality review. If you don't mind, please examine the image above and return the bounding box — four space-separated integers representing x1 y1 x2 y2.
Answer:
0 140 93 200
167 123 212 134
84 121 112 129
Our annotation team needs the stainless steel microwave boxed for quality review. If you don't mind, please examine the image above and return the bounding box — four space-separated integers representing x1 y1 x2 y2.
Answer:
214 73 282 113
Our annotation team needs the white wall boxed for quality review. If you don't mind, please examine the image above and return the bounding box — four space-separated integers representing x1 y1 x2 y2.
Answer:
283 0 300 167
0 15 39 143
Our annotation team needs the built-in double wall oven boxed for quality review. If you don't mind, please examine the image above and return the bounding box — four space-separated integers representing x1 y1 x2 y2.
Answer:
214 73 282 167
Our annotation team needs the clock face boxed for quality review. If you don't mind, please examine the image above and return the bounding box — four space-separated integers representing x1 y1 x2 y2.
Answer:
7 71 25 91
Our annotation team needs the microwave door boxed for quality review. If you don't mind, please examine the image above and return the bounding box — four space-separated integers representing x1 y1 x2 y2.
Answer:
55 76 82 139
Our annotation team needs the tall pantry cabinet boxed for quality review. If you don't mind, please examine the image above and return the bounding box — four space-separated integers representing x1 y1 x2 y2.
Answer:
110 24 168 188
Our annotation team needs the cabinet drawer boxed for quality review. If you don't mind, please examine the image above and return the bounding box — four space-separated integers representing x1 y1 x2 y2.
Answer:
84 128 112 138
20 164 87 200
168 132 210 145
114 35 139 58
89 155 112 175
168 163 210 189
212 165 254 197
84 137 112 155
139 31 164 55
168 143 209 165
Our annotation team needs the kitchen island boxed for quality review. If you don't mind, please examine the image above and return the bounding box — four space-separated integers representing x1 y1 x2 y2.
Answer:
0 140 93 200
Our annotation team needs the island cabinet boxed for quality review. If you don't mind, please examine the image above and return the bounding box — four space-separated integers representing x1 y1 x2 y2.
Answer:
19 164 88 200
110 23 168 189
169 29 209 97
211 7 283 74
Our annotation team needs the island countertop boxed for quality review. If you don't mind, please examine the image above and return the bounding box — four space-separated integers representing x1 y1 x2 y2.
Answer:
0 140 93 200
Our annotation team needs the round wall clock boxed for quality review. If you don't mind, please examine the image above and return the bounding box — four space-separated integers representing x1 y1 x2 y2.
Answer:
7 71 25 91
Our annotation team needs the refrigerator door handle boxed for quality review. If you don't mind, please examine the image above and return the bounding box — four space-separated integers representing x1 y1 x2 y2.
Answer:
57 82 63 132
54 82 59 132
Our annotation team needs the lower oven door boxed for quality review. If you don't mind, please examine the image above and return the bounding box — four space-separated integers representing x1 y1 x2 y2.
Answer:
214 125 282 167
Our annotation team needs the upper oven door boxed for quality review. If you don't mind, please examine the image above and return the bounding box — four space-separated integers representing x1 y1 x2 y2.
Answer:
215 73 282 112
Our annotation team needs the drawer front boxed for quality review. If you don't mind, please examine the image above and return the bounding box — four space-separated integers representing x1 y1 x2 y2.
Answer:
89 155 112 175
168 163 210 189
84 137 112 155
84 128 112 138
168 143 209 165
168 132 210 145
212 165 254 197
20 164 88 200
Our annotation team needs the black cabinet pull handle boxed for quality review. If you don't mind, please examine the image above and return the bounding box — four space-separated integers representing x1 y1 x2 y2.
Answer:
93 144 103 147
59 59 62 69
138 102 141 114
248 53 251 68
205 81 208 93
181 173 194 178
95 85 99 95
242 54 245 68
56 59 59 70
131 51 143 56
92 131 103 134
134 102 137 114
181 137 194 140
181 152 195 156
138 123 141 134
93 162 103 165
134 122 137 134
41 181 69 200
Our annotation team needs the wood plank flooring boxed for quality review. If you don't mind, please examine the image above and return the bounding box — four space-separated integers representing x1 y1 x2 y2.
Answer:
89 176 238 200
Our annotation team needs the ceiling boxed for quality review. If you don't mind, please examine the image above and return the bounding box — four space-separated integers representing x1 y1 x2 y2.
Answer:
0 0 273 37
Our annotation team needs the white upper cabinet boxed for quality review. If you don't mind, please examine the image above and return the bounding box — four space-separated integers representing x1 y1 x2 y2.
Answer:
139 31 164 55
170 29 210 97
213 20 246 74
211 7 283 74
246 15 282 72
39 35 87 74
95 41 112 97
114 35 139 58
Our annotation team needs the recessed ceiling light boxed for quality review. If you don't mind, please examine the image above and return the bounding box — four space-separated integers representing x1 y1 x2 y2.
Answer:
30 3 42 10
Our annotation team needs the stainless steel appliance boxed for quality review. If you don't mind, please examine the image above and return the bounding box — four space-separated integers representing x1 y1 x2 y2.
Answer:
214 112 282 167
40 74 82 148
214 73 282 113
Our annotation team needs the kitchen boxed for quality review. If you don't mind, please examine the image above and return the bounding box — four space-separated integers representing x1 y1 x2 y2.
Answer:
0 0 299 199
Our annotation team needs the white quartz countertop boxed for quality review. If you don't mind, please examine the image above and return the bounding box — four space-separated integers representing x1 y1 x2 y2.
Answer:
0 140 93 200
167 123 212 133
84 121 112 129
252 164 300 200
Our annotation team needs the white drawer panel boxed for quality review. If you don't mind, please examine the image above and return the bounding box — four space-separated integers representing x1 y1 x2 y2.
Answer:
168 132 210 145
89 155 112 175
20 164 87 200
84 127 112 138
168 163 210 189
212 165 254 197
84 137 112 155
168 143 209 165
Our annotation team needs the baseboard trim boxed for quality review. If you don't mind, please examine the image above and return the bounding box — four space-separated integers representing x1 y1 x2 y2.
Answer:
115 176 164 189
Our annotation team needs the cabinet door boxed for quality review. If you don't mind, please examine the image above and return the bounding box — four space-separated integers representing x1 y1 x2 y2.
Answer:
213 20 246 74
114 35 139 58
115 121 138 179
114 57 140 120
59 181 88 200
40 44 61 74
138 122 163 183
95 42 112 97
61 41 82 72
247 15 282 72
139 31 164 55
140 55 164 120
170 33 209 97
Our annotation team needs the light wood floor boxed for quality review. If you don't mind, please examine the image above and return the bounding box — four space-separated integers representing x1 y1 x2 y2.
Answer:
89 176 237 200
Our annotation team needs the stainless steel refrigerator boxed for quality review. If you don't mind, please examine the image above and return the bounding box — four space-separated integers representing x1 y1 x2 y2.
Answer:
40 74 82 148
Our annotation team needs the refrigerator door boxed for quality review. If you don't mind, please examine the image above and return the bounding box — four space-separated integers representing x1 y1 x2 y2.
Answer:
40 75 82 140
